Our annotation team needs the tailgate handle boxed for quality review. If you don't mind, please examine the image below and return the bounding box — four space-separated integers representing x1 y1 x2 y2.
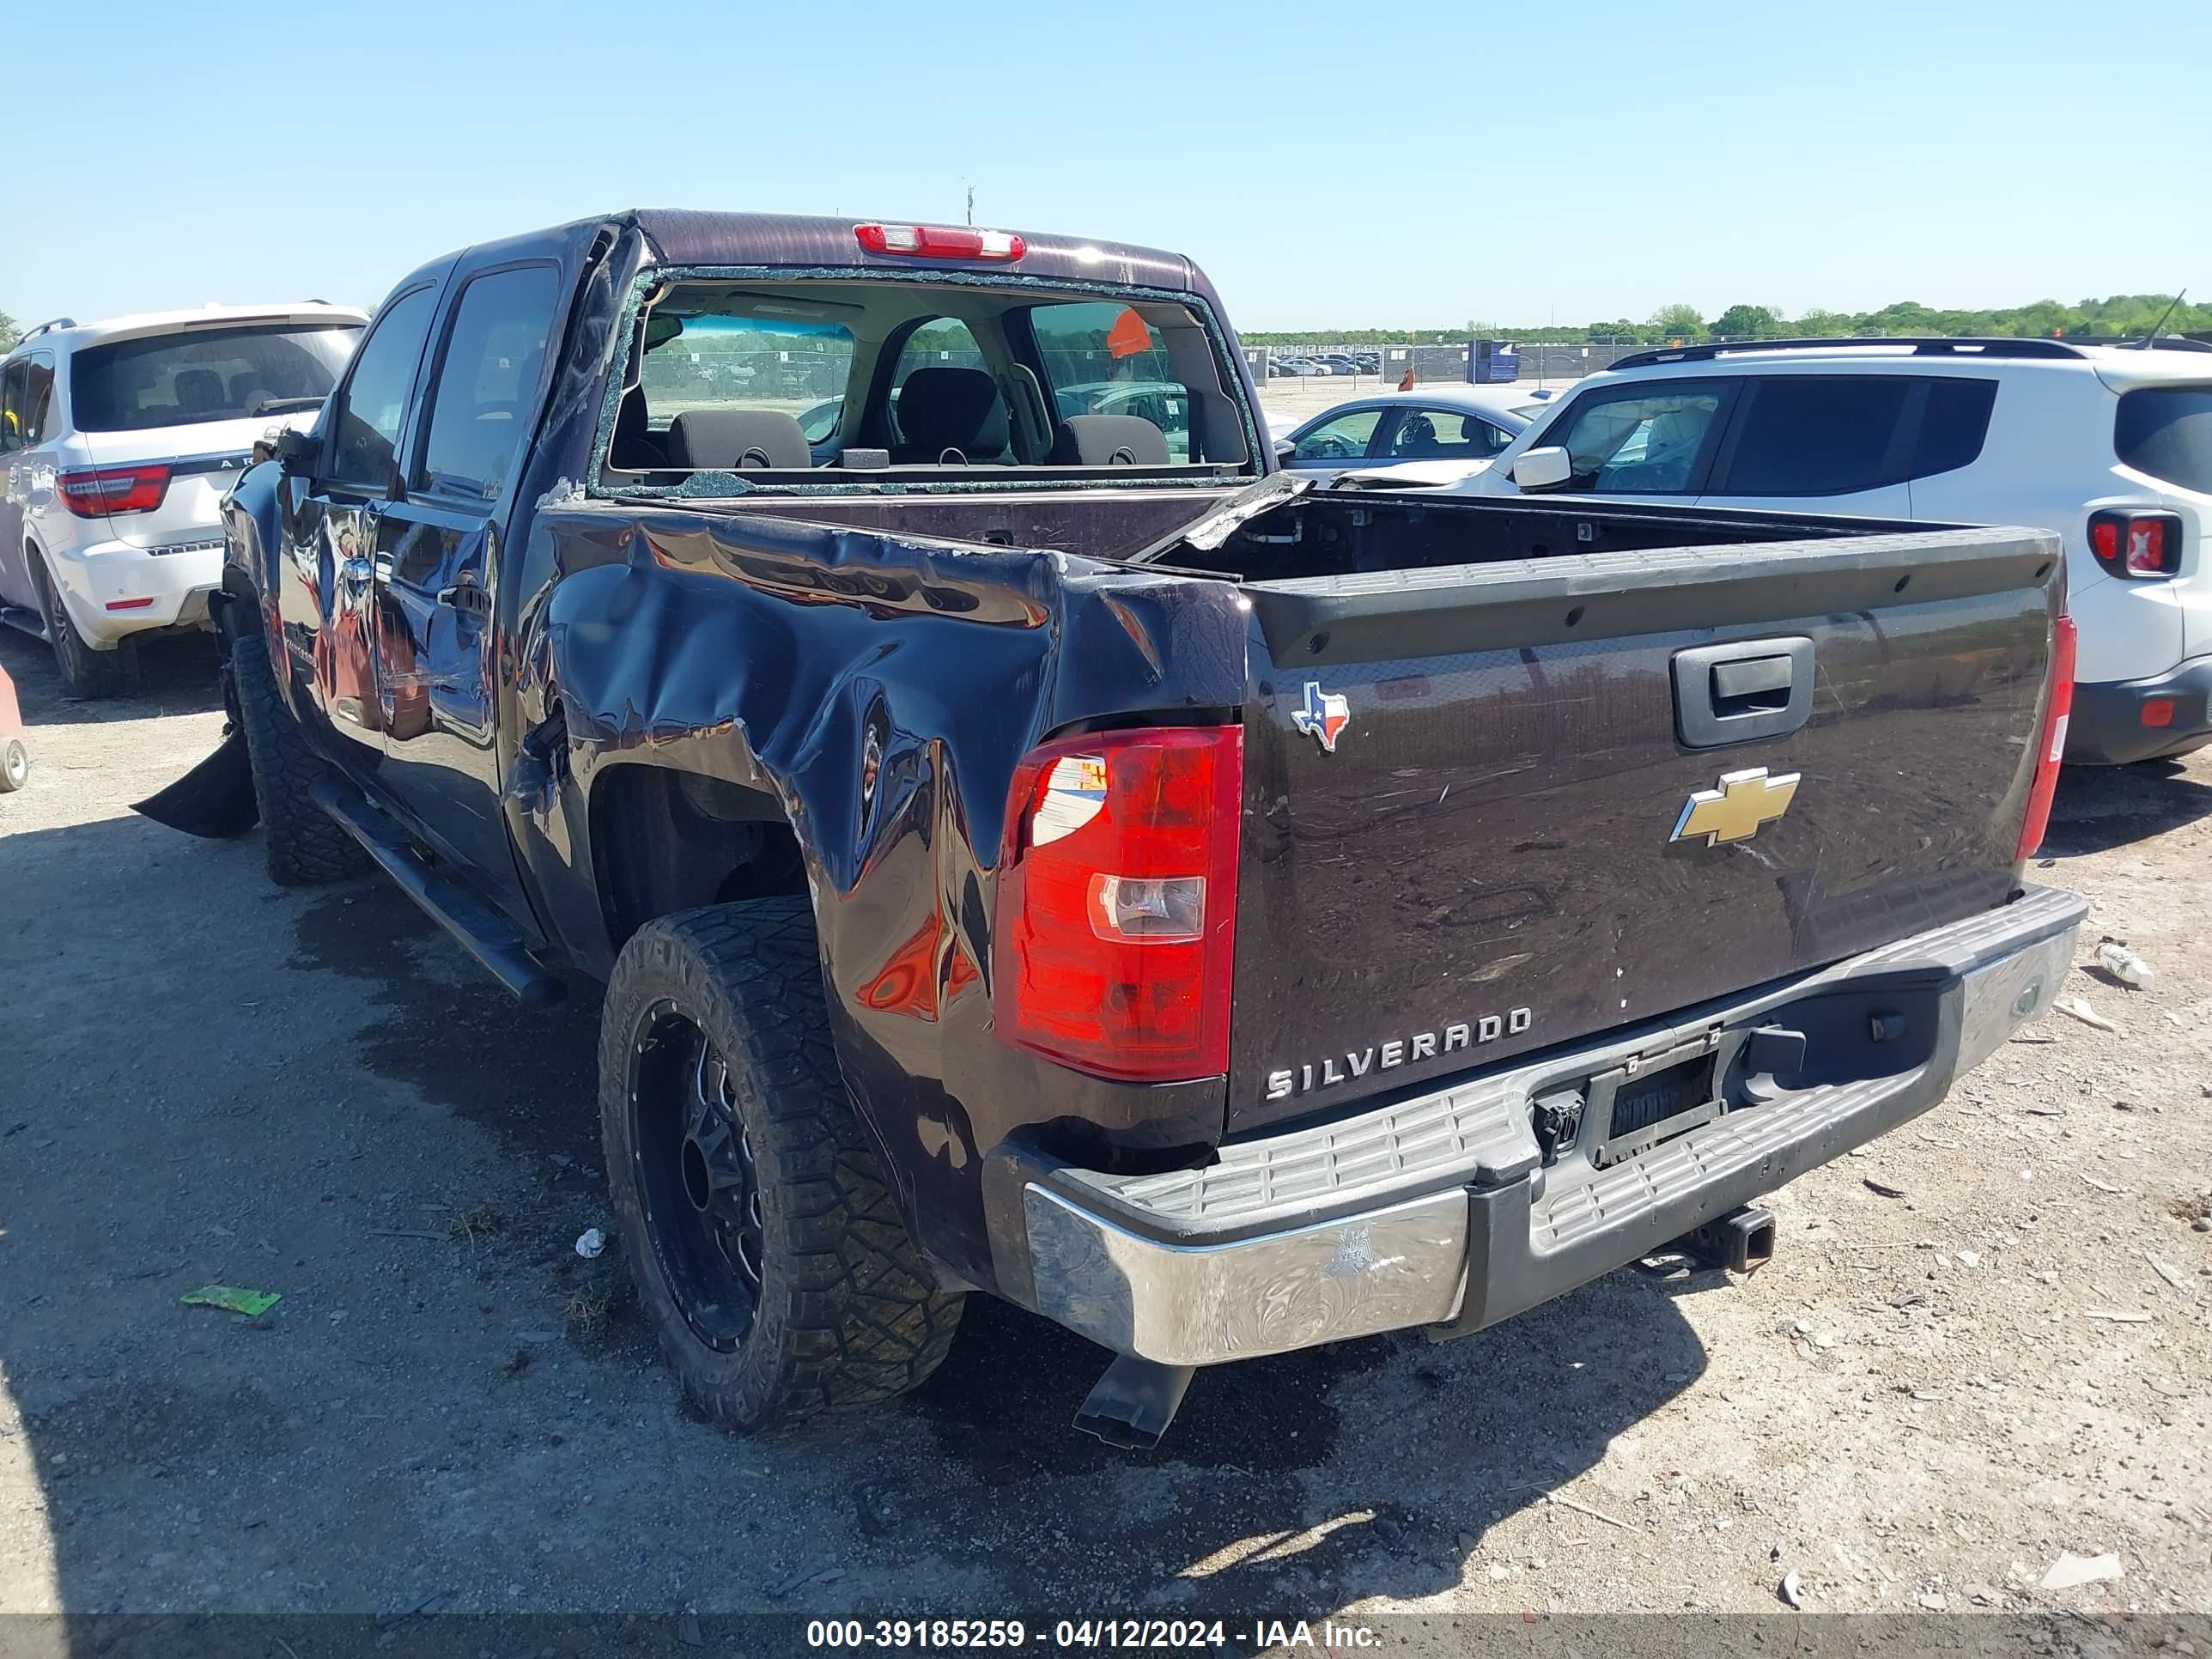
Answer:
1674 637 1814 748
1711 654 1794 715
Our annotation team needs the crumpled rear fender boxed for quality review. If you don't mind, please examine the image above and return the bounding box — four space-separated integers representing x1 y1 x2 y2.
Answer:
506 503 1249 1291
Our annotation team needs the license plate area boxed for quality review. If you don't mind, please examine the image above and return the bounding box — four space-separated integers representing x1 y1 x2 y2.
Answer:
1587 1032 1726 1169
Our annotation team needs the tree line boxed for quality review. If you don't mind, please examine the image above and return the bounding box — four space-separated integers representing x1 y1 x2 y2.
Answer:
1243 294 2210 347
12 295 2203 359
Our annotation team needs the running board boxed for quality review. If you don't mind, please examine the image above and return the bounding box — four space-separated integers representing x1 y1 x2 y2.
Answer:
0 605 50 643
308 777 564 1009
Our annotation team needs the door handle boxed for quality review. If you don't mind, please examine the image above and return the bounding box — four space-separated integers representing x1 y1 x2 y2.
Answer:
338 556 373 585
438 582 491 617
1673 637 1814 748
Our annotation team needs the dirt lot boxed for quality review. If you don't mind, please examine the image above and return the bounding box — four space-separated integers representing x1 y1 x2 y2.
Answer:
1 622 2209 1635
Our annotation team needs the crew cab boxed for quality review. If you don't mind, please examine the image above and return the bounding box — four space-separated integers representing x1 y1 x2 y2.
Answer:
143 212 2084 1449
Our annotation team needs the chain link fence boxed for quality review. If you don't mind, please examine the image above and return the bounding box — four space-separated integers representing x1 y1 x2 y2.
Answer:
1241 339 1653 391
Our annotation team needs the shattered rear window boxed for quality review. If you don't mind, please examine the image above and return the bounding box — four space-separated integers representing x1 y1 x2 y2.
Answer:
599 274 1254 491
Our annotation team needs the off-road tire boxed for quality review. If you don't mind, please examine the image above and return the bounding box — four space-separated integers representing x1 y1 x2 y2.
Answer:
32 555 139 700
600 897 963 1429
0 738 27 793
228 614 364 884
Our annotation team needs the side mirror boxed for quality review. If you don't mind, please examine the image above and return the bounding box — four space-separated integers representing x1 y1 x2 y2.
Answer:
1510 445 1573 491
274 426 318 474
1272 435 1297 465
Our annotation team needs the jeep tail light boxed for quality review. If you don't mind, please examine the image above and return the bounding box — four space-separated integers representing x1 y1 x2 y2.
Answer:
2016 613 2075 861
855 222 1025 262
58 464 172 517
2087 510 2180 578
994 725 1241 1082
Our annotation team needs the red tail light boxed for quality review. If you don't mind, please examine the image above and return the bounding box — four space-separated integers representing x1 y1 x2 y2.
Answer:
994 725 1241 1082
58 464 172 518
2015 614 2076 861
855 222 1025 262
2087 510 2180 578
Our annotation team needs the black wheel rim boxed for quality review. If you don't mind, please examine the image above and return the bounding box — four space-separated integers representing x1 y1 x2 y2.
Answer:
629 1000 765 1352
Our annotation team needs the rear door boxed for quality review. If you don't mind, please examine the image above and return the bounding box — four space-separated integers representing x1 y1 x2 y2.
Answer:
1224 513 2058 1132
368 261 561 908
1694 374 1916 519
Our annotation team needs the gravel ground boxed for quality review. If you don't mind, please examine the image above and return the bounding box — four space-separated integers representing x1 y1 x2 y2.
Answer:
1 621 2208 1637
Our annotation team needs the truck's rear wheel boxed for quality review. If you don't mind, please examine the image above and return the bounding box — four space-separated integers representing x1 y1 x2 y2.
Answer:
0 738 27 792
228 611 365 885
599 898 963 1429
32 554 139 700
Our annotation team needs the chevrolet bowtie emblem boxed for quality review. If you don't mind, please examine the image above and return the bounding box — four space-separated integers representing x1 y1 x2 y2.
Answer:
1670 767 1800 847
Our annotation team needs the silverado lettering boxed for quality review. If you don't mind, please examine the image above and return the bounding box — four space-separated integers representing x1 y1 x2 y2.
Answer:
1266 1007 1536 1101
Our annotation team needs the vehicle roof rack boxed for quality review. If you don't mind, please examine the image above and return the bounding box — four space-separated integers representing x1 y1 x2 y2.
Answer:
1607 337 2090 372
2065 335 2212 353
19 317 76 343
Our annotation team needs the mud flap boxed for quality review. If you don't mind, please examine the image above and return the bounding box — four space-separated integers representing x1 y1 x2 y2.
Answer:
131 726 258 838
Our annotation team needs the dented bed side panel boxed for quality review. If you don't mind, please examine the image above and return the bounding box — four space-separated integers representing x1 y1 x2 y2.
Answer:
505 501 1249 1287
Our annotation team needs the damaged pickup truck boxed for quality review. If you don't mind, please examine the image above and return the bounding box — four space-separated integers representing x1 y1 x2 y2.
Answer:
145 210 2086 1449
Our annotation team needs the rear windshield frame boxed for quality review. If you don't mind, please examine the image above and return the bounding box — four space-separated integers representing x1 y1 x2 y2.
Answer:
68 322 361 434
588 264 1261 502
2115 385 2212 495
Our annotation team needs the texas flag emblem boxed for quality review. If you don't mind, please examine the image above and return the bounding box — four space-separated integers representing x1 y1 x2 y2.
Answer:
1291 680 1351 753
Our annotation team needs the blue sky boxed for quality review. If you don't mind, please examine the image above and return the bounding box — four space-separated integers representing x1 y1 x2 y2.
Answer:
4 0 2205 333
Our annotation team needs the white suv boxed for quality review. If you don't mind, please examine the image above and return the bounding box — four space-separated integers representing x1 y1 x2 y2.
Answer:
1446 337 2212 764
0 304 366 696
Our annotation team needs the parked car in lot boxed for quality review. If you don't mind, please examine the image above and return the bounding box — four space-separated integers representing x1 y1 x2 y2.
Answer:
144 211 2081 1451
1272 385 1543 482
0 304 368 696
1452 337 2212 764
0 658 26 791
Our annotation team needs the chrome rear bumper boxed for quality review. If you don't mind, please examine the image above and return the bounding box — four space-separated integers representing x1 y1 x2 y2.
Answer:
1007 885 2084 1368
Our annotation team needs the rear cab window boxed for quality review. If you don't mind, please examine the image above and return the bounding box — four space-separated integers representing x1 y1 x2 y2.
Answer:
70 323 361 433
597 273 1251 494
1030 301 1194 462
2117 386 2212 494
618 310 857 470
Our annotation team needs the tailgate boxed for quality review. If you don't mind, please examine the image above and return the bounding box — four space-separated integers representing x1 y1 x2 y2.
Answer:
1225 525 2062 1132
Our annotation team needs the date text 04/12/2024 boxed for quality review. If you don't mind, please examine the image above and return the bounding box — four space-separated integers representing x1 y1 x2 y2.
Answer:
803 1620 1383 1650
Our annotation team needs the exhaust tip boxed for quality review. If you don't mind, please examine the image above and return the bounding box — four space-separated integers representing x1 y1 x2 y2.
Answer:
1073 1356 1196 1451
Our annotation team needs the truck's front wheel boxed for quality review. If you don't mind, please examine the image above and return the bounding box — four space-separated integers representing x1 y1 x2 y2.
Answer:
599 898 963 1429
228 611 365 885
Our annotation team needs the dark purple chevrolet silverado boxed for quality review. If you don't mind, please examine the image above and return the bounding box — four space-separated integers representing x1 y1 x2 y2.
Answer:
145 210 2085 1447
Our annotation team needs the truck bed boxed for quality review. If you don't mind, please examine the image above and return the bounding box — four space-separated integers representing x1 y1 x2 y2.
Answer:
1135 488 2062 1133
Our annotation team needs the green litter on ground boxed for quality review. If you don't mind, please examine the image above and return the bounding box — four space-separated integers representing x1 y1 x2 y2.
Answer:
180 1285 281 1317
